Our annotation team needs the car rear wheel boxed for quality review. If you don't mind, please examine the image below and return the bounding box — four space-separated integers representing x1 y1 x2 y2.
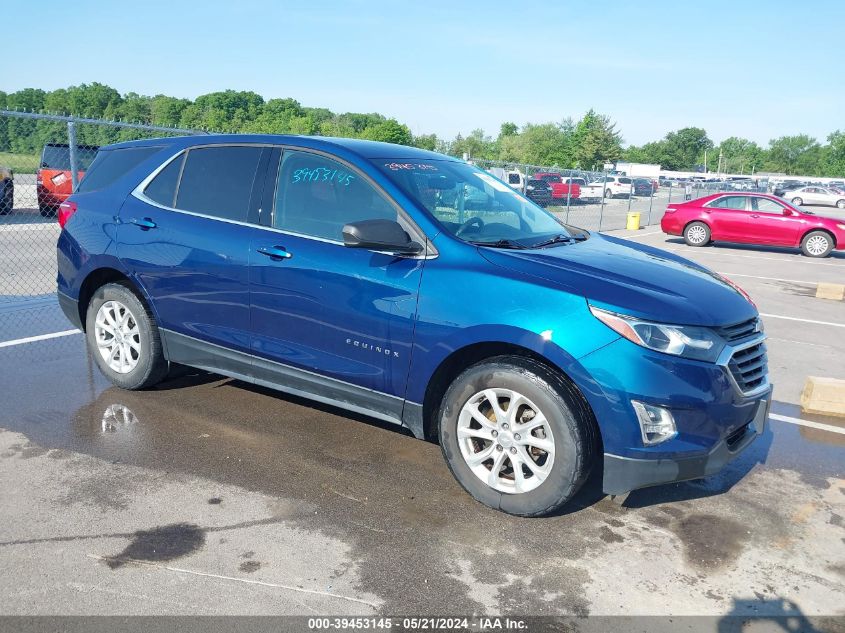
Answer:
791 197 803 206
438 356 594 517
800 231 833 258
684 221 711 247
86 282 169 390
836 199 845 209
0 182 13 214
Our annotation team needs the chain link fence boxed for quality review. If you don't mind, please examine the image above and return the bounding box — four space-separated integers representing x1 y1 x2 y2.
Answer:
472 159 768 232
0 110 771 308
0 111 203 306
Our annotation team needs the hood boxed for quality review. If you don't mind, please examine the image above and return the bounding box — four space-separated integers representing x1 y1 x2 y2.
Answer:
479 233 757 327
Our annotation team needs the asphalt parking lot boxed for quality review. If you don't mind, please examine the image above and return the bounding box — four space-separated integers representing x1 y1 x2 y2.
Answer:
0 209 844 626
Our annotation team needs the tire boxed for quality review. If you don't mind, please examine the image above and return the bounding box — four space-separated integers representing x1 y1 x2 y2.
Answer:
605 188 612 199
39 203 58 218
684 221 711 247
85 282 169 390
791 197 803 206
836 199 845 209
800 231 834 258
0 183 12 215
438 356 595 517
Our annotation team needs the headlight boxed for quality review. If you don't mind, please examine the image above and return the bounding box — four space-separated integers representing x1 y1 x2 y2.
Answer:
590 306 725 362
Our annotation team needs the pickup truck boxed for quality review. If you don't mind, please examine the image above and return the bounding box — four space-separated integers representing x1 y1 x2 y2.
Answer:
533 172 581 203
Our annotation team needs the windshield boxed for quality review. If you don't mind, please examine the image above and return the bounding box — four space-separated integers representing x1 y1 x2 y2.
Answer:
375 159 573 246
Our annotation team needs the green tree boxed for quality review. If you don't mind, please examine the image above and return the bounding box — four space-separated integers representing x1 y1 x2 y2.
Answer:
360 119 412 145
716 137 763 174
819 131 845 177
662 127 713 170
765 135 820 175
412 133 440 152
571 110 623 169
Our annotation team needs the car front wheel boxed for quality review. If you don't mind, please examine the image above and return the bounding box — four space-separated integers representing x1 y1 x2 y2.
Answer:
836 199 845 209
800 231 833 258
438 356 595 517
86 282 169 390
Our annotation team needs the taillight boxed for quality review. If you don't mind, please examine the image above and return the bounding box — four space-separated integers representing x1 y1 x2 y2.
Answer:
665 205 677 213
58 201 77 228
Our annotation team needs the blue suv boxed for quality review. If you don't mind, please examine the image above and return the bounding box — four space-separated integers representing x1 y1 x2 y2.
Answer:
57 135 771 516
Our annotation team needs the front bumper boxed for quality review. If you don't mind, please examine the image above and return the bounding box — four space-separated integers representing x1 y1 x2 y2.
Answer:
602 391 770 495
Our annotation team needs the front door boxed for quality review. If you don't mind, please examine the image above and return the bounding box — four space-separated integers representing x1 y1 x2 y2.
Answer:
748 196 804 246
248 148 427 422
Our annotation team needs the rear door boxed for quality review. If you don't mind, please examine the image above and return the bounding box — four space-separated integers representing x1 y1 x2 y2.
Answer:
119 144 268 354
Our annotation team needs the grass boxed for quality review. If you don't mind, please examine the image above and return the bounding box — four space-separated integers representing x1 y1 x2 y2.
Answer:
0 151 40 175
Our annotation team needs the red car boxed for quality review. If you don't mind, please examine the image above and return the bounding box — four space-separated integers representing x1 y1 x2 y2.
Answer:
661 193 845 258
37 143 98 217
533 172 581 202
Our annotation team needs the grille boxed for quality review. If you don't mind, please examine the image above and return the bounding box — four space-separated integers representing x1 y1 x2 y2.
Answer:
717 318 759 343
728 341 768 393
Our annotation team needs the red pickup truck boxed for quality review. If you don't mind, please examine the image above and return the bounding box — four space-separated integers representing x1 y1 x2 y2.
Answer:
533 172 581 202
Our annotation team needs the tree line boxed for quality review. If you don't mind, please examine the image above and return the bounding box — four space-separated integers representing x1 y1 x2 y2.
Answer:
1 83 843 177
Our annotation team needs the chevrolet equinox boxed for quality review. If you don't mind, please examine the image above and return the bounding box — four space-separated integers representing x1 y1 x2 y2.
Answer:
57 135 771 516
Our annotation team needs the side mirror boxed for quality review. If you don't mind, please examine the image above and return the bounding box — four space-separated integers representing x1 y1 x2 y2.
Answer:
342 219 423 255
782 208 794 216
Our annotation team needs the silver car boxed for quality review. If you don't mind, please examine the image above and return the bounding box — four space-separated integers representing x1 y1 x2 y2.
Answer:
783 186 845 209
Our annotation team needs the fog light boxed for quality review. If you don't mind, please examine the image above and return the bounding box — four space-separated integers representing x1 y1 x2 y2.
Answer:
631 400 677 446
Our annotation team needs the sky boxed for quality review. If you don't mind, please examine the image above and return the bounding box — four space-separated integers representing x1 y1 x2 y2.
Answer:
5 0 844 147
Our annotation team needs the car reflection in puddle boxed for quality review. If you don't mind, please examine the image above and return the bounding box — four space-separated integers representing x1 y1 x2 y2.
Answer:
101 403 138 434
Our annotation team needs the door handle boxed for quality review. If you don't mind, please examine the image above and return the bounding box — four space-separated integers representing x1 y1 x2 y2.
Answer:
750 214 760 218
129 217 157 229
257 246 292 260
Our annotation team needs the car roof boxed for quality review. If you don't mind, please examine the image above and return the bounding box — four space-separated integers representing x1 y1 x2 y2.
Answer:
103 134 458 162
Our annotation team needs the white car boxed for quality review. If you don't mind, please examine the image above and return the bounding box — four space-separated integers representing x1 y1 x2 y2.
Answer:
783 186 845 209
589 176 633 199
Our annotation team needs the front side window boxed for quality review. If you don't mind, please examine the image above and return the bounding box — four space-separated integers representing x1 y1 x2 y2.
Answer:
174 146 263 222
375 159 572 246
273 150 396 241
751 197 786 213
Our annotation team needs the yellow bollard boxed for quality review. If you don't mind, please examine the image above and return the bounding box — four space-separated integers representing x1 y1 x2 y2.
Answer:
626 212 641 231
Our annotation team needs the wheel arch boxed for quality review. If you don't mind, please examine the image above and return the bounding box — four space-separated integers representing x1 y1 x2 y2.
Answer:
76 267 155 332
801 227 837 249
420 341 602 454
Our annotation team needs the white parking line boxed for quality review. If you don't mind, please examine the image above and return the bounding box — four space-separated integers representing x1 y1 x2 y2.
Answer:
0 329 81 349
618 230 664 240
717 272 815 285
661 247 845 267
770 413 845 436
759 313 845 328
0 223 58 233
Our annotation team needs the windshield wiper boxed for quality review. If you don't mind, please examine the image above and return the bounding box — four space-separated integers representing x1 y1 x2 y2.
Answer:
530 234 581 248
469 239 529 250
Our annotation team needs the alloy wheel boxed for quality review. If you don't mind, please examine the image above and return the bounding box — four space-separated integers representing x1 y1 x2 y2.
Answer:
805 234 830 257
94 300 141 374
457 388 555 494
687 225 708 244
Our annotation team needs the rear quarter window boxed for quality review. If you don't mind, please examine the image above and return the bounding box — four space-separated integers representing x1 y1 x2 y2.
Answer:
77 146 162 193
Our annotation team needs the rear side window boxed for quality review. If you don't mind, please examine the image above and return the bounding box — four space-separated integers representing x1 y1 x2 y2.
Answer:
619 177 632 184
507 173 520 184
144 153 185 207
707 196 747 210
175 146 263 221
77 147 160 193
